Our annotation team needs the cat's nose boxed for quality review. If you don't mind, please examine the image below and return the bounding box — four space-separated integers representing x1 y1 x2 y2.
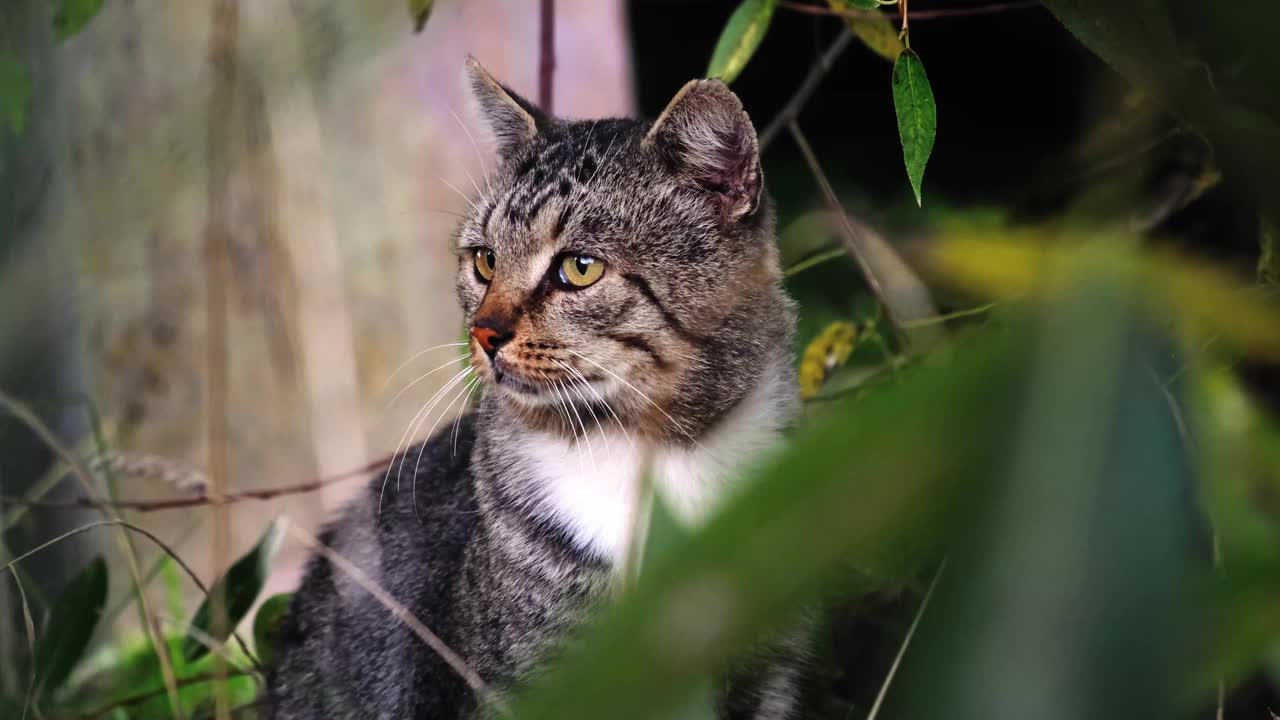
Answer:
470 324 514 359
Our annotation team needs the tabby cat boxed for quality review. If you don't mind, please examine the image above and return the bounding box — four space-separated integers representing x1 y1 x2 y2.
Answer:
268 58 808 719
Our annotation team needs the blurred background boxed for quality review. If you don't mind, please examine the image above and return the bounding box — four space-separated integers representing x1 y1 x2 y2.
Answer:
2 0 1279 718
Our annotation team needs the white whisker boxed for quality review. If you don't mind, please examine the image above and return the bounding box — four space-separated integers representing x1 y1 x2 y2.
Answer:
440 176 480 213
381 342 469 393
566 349 703 449
452 377 482 458
413 374 478 511
559 379 598 476
379 365 472 515
384 355 469 411
557 359 632 454
449 106 492 197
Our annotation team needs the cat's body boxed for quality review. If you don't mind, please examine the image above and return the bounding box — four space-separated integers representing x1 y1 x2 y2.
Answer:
269 59 808 719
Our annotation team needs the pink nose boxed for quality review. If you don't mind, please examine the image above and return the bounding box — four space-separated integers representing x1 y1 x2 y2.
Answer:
470 325 503 354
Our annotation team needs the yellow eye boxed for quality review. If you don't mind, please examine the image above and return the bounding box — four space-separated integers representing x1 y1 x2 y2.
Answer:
474 248 496 282
558 255 605 288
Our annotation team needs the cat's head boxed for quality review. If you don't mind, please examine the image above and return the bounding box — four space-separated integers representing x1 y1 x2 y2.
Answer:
455 58 795 443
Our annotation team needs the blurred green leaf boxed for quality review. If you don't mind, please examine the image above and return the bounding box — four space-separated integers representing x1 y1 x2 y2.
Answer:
930 231 1280 361
409 0 434 33
253 593 293 669
53 0 104 40
891 49 936 206
183 518 286 662
778 211 839 271
895 270 1200 720
1261 217 1277 286
829 1 903 61
505 322 1026 719
0 56 31 136
34 556 107 696
707 0 777 85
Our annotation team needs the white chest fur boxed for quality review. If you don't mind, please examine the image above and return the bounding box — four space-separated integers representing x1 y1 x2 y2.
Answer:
509 371 792 565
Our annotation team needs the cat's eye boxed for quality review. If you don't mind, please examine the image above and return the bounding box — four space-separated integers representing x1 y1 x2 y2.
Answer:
557 254 605 288
474 248 496 282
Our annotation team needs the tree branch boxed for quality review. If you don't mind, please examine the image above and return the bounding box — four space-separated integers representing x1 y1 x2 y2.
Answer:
787 121 908 346
538 0 555 112
0 456 386 513
758 28 855 152
777 0 1040 21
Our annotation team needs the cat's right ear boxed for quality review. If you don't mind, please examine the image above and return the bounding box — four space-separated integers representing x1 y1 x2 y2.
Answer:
465 56 548 158
644 79 763 224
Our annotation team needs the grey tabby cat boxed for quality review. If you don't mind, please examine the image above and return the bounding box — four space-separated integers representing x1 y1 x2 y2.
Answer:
268 58 808 719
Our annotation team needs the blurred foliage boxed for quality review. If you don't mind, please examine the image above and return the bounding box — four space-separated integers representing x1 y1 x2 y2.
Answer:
3 1 1280 719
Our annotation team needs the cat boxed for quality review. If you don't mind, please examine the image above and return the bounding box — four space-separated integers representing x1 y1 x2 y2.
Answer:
267 57 808 719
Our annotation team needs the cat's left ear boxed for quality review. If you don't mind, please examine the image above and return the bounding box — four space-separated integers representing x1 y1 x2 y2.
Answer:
465 56 549 158
645 79 763 223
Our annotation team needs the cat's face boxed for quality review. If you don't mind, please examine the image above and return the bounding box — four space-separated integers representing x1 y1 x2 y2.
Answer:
455 59 790 441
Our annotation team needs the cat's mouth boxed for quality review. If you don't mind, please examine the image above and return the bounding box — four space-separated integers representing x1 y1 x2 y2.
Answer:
488 357 609 407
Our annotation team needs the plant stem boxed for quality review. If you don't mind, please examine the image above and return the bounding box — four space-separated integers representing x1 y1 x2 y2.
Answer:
205 1 240 716
538 0 555 113
758 28 855 152
787 122 907 347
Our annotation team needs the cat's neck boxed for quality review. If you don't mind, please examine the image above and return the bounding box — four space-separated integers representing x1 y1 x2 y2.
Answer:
475 356 796 565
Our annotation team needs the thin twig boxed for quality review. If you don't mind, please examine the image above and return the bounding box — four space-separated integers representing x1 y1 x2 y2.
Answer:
289 525 510 717
777 0 1039 21
0 456 386 512
0 517 263 674
5 567 35 720
538 0 555 112
78 669 254 719
205 2 240 715
900 302 998 328
787 122 907 346
0 392 185 715
758 29 855 152
865 559 946 720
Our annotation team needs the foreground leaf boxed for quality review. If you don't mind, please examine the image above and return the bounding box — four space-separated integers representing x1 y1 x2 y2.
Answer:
253 593 294 668
892 49 936 206
0 56 31 135
1261 217 1277 286
929 231 1280 361
707 0 777 84
506 323 1027 718
895 271 1198 720
183 519 286 662
34 557 107 695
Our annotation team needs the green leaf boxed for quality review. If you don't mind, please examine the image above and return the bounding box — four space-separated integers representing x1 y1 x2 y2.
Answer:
252 593 293 668
53 0 104 40
848 0 882 9
33 556 108 696
706 0 777 85
183 518 286 662
891 49 936 206
0 56 31 136
409 0 434 33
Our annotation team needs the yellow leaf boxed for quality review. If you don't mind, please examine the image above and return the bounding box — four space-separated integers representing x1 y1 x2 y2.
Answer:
828 0 903 62
799 322 859 398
